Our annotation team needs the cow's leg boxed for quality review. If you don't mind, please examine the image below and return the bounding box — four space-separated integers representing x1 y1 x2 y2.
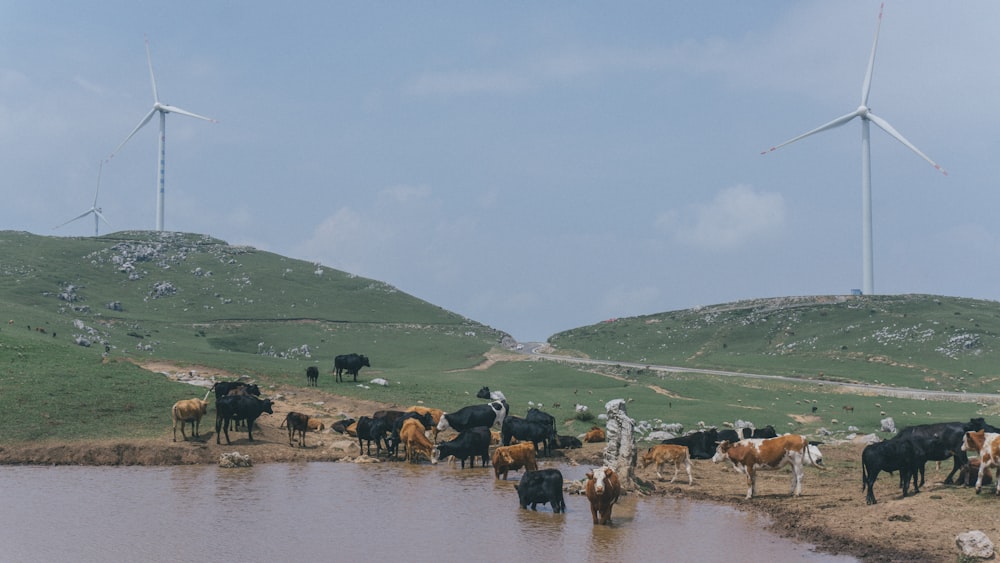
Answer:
685 458 693 485
655 462 664 481
945 453 966 485
745 468 755 499
193 419 200 438
669 462 679 483
590 503 599 524
791 464 804 496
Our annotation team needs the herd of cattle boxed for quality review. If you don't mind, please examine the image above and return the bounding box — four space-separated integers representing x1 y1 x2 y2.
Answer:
170 362 1000 521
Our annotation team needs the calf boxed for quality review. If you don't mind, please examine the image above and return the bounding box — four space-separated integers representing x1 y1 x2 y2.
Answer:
398 418 435 463
515 469 565 513
171 398 208 442
306 366 319 386
552 435 583 450
492 442 538 480
501 416 557 457
585 467 622 525
285 412 310 447
389 410 435 458
356 415 391 457
583 426 606 443
432 426 491 468
958 458 994 489
712 435 822 499
640 444 693 484
330 418 356 435
961 429 1000 495
307 418 325 432
861 437 921 505
215 395 274 445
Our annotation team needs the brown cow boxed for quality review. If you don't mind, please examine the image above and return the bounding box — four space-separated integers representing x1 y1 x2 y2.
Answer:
399 417 434 463
491 442 538 480
583 426 606 443
404 405 443 442
961 429 1000 494
285 412 310 447
171 398 208 442
640 444 693 484
307 418 325 432
585 466 622 525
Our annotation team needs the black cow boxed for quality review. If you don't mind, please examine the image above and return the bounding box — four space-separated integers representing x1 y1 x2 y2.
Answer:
476 386 507 402
389 411 435 458
526 408 556 433
896 419 985 486
501 415 557 457
215 395 274 445
752 425 778 439
330 418 356 435
356 415 392 457
285 412 310 447
717 429 743 443
437 401 508 433
862 438 922 504
661 428 719 460
306 366 319 386
334 353 370 382
552 434 583 449
432 426 491 468
515 469 566 513
212 381 261 398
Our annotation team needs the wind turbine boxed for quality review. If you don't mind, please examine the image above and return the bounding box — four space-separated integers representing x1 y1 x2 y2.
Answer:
54 161 112 236
761 2 946 296
108 34 216 232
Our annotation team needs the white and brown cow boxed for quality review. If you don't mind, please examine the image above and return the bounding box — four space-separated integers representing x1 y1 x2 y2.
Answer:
961 429 1000 495
640 444 693 484
711 434 823 499
585 466 622 525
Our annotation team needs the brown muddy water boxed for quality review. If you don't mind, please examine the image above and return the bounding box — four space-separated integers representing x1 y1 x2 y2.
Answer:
1 462 856 562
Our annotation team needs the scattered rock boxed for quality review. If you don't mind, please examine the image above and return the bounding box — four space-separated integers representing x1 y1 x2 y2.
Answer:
956 530 994 560
219 451 252 468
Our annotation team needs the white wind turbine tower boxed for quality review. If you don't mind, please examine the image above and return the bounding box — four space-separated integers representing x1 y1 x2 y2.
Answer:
54 161 112 236
762 2 946 296
109 34 216 232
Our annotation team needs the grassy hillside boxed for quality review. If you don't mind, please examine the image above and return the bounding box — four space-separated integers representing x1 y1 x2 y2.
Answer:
550 295 1000 395
1 231 998 448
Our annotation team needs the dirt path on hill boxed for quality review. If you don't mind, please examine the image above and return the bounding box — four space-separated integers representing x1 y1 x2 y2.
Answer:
0 360 992 562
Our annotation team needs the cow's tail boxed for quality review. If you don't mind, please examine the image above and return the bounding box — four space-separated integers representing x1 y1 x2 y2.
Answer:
861 458 868 492
203 386 212 402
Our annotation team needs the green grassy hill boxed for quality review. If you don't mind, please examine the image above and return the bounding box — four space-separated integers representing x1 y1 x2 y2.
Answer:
2 230 998 448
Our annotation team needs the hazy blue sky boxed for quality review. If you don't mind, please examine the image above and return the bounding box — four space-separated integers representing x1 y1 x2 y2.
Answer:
2 2 997 342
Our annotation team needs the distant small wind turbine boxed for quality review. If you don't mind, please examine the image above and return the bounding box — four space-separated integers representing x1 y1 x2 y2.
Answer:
108 34 216 232
761 2 946 296
54 161 111 236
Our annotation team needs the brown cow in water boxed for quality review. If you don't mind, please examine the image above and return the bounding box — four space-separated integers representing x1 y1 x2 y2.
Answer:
585 466 621 525
491 442 538 480
398 418 435 463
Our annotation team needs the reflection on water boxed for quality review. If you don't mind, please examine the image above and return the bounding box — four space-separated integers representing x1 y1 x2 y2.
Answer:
0 462 856 563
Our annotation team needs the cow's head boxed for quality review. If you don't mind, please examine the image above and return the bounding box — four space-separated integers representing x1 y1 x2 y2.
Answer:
807 443 825 468
639 447 656 468
588 467 613 493
711 440 733 463
476 386 492 400
360 355 371 367
262 399 274 415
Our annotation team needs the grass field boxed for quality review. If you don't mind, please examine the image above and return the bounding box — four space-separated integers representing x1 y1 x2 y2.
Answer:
2 231 999 447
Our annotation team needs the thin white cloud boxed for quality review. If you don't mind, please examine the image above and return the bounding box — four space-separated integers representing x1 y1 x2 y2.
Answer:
658 184 786 251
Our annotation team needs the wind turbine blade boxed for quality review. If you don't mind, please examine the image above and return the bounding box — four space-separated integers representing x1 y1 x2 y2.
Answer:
95 209 112 226
92 161 104 206
54 209 94 229
145 34 159 104
109 108 157 159
867 112 948 176
159 104 217 123
761 110 859 155
861 2 884 107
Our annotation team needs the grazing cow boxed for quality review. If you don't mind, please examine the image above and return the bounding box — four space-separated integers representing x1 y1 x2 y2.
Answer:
306 366 319 386
861 437 922 505
215 395 274 445
896 419 985 486
389 411 435 458
398 418 435 463
437 401 508 433
432 426 491 468
285 412 310 447
661 428 720 460
333 353 370 382
331 418 356 435
171 398 208 442
501 416 557 457
515 469 565 513
640 444 693 484
552 435 583 450
843 405 854 413
492 442 538 480
585 467 622 525
583 426 606 443
712 435 823 499
404 405 444 442
355 415 392 457
961 430 1000 495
